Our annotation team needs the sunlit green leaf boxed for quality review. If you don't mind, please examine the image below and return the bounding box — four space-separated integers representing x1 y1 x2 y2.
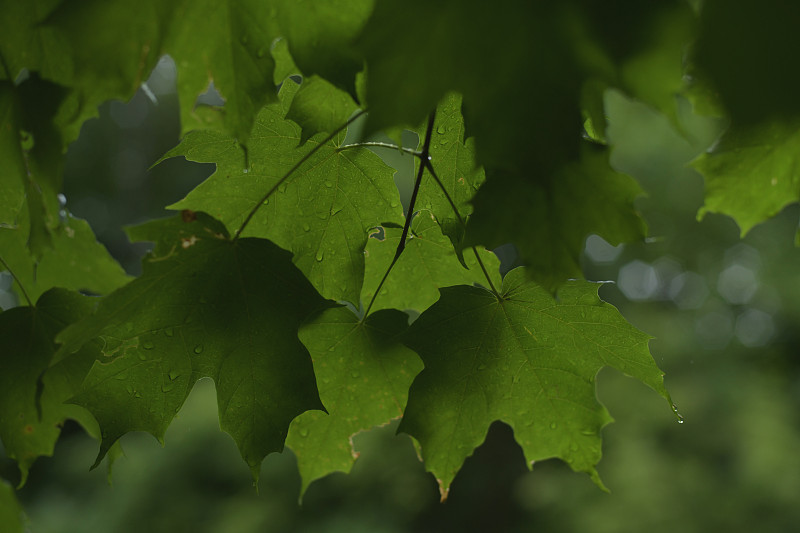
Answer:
399 269 669 496
287 307 422 494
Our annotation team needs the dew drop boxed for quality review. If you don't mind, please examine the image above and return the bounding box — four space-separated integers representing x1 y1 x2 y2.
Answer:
549 422 557 429
324 180 333 188
142 340 154 350
350 370 360 378
134 391 142 398
477 363 487 371
439 139 449 145
193 344 204 354
390 200 398 208
168 370 180 381
316 251 324 262
137 352 147 361
278 183 287 193
436 125 446 134
164 327 174 337
299 428 309 437
161 382 175 393
303 223 310 232
672 404 685 424
126 385 133 394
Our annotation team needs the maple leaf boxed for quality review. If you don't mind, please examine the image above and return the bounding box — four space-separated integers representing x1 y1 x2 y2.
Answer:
399 268 670 497
0 77 71 258
54 214 334 479
466 143 645 290
693 119 800 236
286 75 358 142
0 214 130 302
693 0 800 125
362 211 500 314
413 93 484 258
0 480 25 532
286 307 422 494
0 290 110 485
166 80 404 303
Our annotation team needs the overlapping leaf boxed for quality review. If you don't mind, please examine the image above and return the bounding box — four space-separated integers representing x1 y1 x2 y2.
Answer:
0 289 107 485
0 480 25 532
55 214 333 478
399 268 670 496
362 212 500 314
466 143 646 290
693 119 800 236
0 76 70 257
286 307 422 493
413 93 484 256
167 80 404 302
693 0 800 125
0 213 130 303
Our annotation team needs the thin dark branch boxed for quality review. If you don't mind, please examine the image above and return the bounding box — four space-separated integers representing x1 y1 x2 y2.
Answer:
0 254 33 307
363 111 437 318
234 110 367 240
424 160 500 297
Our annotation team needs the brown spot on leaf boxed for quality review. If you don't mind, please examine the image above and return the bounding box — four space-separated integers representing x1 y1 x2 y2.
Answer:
181 209 197 222
23 425 34 434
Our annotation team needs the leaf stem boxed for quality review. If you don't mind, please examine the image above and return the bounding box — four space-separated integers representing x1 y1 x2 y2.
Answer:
234 110 367 240
337 142 422 157
0 254 33 307
424 161 500 298
363 111 437 318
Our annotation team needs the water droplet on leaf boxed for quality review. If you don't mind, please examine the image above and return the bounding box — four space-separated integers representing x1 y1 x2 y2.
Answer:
164 327 174 337
436 125 446 134
324 180 333 188
303 223 310 232
161 382 175 392
299 428 309 437
193 344 204 354
316 251 324 261
142 340 154 350
549 422 557 429
168 370 180 381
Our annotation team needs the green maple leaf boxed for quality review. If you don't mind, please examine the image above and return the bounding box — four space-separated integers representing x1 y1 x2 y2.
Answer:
362 211 500 314
466 143 645 289
44 0 280 142
286 307 422 494
0 213 130 303
272 0 373 97
0 480 25 533
693 0 800 125
399 268 670 496
55 214 333 478
286 75 358 142
413 93 484 257
167 80 403 303
0 83 27 225
0 0 68 83
693 119 800 235
0 289 110 485
0 77 71 258
357 0 584 174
